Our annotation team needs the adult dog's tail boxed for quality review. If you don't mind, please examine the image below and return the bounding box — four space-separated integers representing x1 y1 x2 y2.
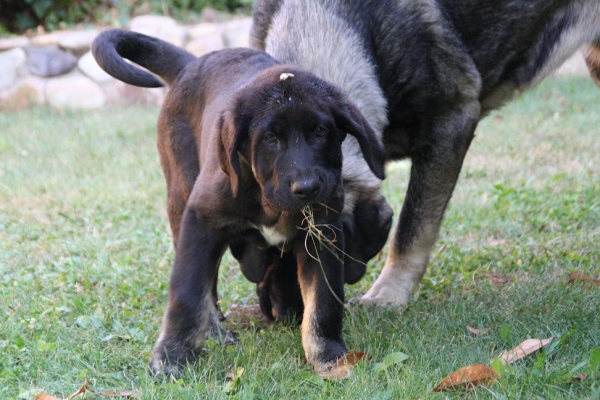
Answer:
92 29 195 87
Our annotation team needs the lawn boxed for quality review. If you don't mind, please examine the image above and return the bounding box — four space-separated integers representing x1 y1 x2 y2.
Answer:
1 76 599 399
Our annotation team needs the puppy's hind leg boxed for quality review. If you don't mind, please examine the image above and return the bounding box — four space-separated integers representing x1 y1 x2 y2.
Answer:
150 208 227 378
362 103 481 306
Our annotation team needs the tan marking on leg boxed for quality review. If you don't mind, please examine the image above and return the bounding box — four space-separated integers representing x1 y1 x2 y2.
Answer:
361 222 437 306
299 274 323 366
584 45 600 87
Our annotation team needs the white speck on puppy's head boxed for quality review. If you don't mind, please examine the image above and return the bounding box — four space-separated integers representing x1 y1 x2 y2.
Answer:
279 72 294 81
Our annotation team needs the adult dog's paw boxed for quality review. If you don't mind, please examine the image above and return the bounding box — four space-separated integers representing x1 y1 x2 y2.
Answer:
359 268 415 307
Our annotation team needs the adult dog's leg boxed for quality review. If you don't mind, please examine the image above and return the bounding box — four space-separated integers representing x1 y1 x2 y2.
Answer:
149 208 226 377
362 103 481 305
296 220 347 369
342 193 393 284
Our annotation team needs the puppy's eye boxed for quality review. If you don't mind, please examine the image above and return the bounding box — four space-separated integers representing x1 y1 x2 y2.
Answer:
264 132 278 144
315 126 328 138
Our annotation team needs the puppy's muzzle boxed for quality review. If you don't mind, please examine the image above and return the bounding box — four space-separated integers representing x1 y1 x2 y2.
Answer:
291 178 320 202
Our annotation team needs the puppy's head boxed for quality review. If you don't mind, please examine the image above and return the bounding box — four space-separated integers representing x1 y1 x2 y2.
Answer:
218 66 385 212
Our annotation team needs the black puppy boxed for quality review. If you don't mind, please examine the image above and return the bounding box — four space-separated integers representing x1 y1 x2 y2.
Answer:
253 0 600 306
92 29 385 376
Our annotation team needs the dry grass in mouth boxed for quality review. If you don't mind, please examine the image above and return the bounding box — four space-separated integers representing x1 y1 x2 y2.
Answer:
299 205 342 263
299 205 365 308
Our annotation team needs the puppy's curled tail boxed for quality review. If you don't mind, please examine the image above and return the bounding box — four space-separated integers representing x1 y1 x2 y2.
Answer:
92 29 195 87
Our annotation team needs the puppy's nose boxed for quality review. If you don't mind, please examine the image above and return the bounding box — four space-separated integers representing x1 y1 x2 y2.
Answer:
291 178 320 201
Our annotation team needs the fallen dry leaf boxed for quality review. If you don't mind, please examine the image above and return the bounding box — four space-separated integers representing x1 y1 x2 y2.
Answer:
467 326 492 335
222 304 270 330
66 379 89 400
316 364 354 380
99 390 140 398
567 273 600 286
431 244 447 260
36 379 90 400
486 271 510 285
488 238 508 246
315 351 368 381
225 365 245 381
432 364 498 392
332 352 369 368
572 373 588 382
499 337 555 364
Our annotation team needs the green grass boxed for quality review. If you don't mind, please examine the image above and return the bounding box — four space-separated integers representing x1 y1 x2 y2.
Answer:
1 76 599 399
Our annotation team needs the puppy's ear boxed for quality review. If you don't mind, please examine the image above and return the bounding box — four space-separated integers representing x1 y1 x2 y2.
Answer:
333 100 386 180
217 110 248 197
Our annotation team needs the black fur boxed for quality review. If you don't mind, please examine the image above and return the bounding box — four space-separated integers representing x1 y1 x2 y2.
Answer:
252 0 600 305
92 29 386 376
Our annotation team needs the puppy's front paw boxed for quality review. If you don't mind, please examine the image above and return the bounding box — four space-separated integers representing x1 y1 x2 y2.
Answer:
305 339 348 372
148 337 198 379
205 315 239 345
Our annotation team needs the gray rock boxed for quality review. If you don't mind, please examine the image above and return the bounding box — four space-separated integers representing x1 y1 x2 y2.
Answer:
78 51 114 83
188 22 221 40
185 35 224 57
130 15 177 31
0 48 27 90
27 46 78 77
132 25 187 47
46 74 106 110
0 36 30 51
58 30 99 57
31 32 64 46
103 81 165 107
0 76 46 111
222 18 253 48
199 7 227 23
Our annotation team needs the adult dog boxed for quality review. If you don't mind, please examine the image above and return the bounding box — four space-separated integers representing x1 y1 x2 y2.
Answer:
92 29 385 375
252 0 600 306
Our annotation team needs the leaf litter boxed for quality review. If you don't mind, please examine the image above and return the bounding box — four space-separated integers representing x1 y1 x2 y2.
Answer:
431 335 557 392
315 351 369 380
566 272 600 286
34 378 139 399
467 326 492 335
432 364 498 392
499 337 555 364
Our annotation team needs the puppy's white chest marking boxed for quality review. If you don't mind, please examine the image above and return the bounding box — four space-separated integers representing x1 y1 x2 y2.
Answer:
257 225 289 246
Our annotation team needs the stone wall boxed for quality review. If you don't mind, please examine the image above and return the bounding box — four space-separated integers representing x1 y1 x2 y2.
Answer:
0 15 252 111
0 14 591 112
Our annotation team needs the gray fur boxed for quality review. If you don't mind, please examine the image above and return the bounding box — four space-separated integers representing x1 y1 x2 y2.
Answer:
261 0 388 208
253 0 600 305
